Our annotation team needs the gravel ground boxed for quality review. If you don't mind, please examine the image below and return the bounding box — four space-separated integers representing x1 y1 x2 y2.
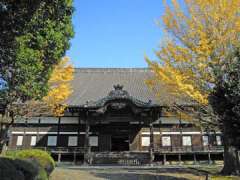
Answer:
50 166 208 180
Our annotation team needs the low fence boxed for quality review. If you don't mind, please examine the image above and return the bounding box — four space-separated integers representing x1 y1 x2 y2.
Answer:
154 146 224 153
8 145 224 154
7 146 85 153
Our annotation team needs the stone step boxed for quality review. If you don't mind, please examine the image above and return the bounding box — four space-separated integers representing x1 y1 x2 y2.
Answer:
91 152 150 165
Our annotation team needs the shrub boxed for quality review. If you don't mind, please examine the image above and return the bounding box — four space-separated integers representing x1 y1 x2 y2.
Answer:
4 150 18 159
13 159 39 180
6 149 55 176
36 167 48 180
0 157 38 180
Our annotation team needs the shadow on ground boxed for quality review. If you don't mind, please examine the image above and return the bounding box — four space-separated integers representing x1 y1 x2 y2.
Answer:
51 167 207 180
91 172 191 180
86 167 205 180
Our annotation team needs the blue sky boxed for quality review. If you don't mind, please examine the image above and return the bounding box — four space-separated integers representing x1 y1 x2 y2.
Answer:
66 0 167 68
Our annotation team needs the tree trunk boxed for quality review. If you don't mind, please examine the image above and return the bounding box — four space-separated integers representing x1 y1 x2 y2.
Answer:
0 116 14 153
222 144 240 175
222 122 240 175
0 126 10 153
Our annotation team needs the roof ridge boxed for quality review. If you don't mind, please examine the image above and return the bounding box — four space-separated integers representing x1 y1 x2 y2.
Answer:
74 68 150 73
74 67 148 69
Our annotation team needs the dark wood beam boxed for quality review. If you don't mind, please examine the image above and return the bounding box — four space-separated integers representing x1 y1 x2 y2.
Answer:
84 110 91 165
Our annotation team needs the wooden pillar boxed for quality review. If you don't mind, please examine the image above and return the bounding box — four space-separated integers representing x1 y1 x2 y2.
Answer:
57 117 60 134
200 129 204 151
36 118 40 146
208 152 211 164
73 151 76 164
58 153 61 163
163 154 167 165
178 154 182 165
149 122 154 164
57 117 60 150
77 111 82 157
193 153 197 164
149 108 158 164
23 119 27 149
139 116 144 151
207 129 210 151
179 114 183 151
84 110 91 165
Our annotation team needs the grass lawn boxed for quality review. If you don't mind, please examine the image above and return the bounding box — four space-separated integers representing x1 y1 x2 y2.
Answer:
50 165 240 180
188 165 240 180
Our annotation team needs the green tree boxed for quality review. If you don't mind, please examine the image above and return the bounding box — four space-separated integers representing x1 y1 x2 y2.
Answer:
0 0 74 150
1 0 74 103
209 49 240 174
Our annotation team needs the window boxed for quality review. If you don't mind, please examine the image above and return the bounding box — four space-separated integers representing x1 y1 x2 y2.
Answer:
16 136 23 146
141 136 150 146
47 136 57 146
89 136 98 146
202 135 209 146
68 136 78 146
182 136 192 146
30 136 37 146
216 135 222 146
162 136 171 146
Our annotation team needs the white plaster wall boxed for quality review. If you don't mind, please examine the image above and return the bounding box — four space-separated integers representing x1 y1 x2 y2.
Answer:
60 117 79 124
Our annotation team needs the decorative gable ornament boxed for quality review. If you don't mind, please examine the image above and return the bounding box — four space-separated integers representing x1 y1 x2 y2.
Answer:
108 84 129 98
83 84 158 109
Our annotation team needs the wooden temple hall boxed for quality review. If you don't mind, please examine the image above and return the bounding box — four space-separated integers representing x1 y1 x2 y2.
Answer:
8 68 224 165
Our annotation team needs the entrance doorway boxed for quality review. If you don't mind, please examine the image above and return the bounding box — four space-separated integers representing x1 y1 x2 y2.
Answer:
111 135 129 151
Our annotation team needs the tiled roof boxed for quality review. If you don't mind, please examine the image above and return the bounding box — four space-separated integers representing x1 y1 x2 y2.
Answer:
66 68 189 107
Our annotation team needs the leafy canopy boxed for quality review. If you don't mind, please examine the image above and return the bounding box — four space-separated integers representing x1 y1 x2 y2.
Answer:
146 0 240 106
0 0 74 107
7 57 74 118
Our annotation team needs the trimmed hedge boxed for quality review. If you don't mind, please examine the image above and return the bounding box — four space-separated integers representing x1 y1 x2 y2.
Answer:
0 157 39 180
6 149 55 176
13 158 39 180
4 149 55 180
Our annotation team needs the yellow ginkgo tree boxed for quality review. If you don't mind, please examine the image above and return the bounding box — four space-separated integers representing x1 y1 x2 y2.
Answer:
43 56 74 116
146 0 240 175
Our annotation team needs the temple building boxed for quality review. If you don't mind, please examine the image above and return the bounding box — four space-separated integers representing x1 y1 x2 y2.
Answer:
8 68 223 165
